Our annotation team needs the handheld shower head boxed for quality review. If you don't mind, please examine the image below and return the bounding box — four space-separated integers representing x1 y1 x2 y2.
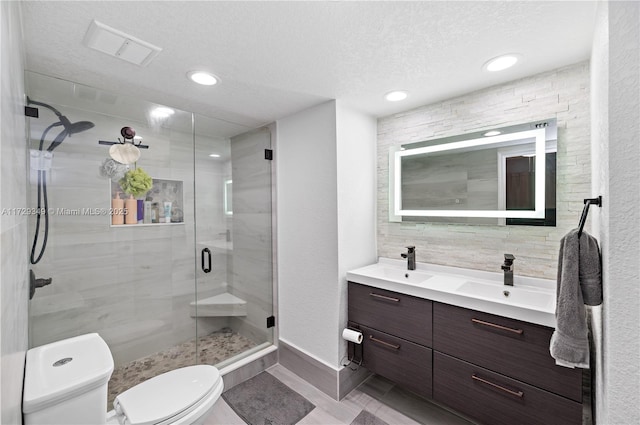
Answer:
46 120 94 151
46 129 69 152
29 98 96 266
27 98 95 151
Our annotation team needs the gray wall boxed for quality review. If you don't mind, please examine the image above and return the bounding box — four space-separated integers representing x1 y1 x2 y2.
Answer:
378 62 590 280
0 2 29 423
591 1 640 424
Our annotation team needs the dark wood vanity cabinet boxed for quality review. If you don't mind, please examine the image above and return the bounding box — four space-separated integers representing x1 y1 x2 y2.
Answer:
432 302 583 402
432 303 583 425
347 282 584 425
434 352 582 425
347 283 433 399
348 282 432 346
357 324 432 398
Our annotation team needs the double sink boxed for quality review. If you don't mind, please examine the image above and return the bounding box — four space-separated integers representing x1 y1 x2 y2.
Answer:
346 258 556 327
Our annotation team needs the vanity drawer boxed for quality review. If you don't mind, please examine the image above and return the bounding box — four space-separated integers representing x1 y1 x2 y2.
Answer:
433 302 582 402
348 282 432 347
359 324 432 399
433 352 582 425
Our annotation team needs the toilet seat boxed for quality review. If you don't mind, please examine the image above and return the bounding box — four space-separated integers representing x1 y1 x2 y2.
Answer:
114 365 223 425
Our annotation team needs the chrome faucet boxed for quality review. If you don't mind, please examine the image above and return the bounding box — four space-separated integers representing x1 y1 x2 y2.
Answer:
501 254 515 286
401 246 416 270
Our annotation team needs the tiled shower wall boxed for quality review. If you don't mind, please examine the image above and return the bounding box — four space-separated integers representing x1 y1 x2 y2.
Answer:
0 2 29 422
377 62 591 279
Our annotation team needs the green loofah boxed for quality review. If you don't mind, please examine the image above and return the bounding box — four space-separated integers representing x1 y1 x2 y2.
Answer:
119 167 153 198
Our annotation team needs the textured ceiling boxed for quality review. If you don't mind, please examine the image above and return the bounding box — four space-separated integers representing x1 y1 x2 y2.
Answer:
22 1 597 137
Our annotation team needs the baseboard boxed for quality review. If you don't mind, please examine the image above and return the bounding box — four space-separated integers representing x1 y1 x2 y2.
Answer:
278 339 339 399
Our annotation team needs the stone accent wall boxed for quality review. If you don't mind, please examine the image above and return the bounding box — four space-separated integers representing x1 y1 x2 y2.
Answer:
377 62 590 279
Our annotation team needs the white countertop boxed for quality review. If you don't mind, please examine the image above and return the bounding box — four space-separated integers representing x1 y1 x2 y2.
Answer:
346 257 557 328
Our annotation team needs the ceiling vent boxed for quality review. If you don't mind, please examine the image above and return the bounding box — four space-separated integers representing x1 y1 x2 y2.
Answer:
83 20 162 67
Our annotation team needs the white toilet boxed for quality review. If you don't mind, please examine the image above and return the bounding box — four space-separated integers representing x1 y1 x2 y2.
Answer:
23 333 224 425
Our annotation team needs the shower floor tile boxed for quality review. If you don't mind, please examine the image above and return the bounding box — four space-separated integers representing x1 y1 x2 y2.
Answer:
107 328 256 407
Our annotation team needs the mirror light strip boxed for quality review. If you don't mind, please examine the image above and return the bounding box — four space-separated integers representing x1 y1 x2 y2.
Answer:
393 128 546 219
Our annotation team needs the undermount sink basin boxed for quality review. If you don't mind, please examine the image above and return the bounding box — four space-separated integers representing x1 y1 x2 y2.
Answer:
456 281 555 310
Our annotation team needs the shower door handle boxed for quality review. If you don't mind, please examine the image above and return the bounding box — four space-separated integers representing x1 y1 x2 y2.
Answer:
201 248 212 273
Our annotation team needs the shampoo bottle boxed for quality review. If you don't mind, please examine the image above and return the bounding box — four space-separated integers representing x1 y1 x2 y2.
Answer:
112 192 124 225
143 199 152 224
125 195 137 224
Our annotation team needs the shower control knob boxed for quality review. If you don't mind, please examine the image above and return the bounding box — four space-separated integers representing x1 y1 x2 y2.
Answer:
29 269 52 300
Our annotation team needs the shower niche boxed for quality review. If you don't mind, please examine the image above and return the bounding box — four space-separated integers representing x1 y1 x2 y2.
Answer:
109 178 184 226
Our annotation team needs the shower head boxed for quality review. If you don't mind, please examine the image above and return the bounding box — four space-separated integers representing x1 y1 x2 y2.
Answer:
27 97 95 150
46 119 94 151
58 116 95 135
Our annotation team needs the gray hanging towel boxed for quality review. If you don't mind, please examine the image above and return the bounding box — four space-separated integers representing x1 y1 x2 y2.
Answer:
550 228 602 368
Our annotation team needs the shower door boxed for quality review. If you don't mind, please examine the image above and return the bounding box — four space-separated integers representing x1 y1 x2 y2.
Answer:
193 115 274 367
25 73 274 404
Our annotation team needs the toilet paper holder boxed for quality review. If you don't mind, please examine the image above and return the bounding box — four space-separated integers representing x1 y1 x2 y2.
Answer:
341 326 363 371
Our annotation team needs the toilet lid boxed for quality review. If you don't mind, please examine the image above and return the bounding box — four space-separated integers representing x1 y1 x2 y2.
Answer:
114 365 220 425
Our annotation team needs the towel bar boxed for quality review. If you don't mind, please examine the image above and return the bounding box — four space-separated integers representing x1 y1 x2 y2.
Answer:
578 196 602 237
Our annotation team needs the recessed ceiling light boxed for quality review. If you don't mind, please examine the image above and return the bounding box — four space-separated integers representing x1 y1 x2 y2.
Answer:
209 153 220 158
385 91 408 102
483 130 502 137
187 71 219 86
151 107 175 118
483 54 520 72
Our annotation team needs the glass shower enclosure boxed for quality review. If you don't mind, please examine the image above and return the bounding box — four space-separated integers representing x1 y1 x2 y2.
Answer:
25 72 274 403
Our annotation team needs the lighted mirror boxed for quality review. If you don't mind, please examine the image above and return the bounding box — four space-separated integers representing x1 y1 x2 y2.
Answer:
390 119 557 225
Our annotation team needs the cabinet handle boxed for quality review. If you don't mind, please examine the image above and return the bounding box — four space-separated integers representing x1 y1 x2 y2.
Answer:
369 292 400 302
368 335 401 350
472 374 524 398
471 318 523 335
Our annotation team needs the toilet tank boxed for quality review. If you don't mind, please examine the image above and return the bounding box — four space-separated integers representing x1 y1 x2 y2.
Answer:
23 333 114 425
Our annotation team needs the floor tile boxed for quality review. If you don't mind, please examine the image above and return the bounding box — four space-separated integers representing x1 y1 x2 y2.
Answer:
267 364 362 424
357 374 395 400
204 365 479 425
350 410 391 425
379 385 475 425
341 388 379 412
204 399 248 425
296 407 350 425
368 403 422 425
